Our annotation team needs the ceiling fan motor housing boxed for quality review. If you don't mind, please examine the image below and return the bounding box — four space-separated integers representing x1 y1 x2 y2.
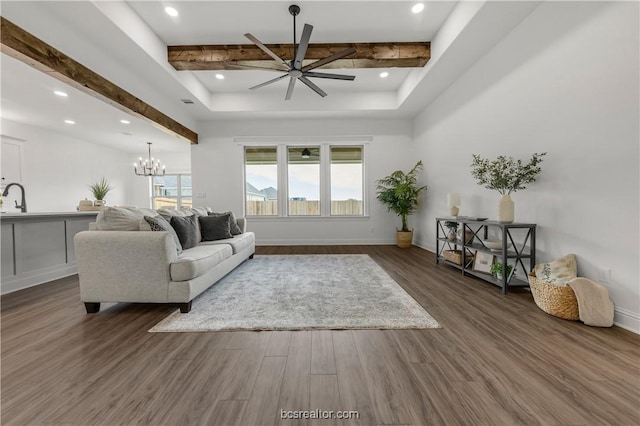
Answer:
289 5 300 16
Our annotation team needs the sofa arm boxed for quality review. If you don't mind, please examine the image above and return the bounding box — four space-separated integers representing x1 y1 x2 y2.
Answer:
74 231 178 303
236 217 247 233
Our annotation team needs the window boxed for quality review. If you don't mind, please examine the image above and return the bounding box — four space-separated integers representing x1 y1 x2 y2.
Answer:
151 174 192 209
244 144 365 217
288 146 320 216
245 147 278 216
330 146 363 215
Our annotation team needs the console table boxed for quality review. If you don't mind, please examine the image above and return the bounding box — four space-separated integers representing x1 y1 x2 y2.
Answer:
435 217 536 294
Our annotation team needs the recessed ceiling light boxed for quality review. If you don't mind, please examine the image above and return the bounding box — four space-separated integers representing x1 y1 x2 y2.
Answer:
165 7 178 17
120 119 130 124
54 90 68 97
412 3 425 14
215 74 225 80
64 120 75 125
379 72 389 78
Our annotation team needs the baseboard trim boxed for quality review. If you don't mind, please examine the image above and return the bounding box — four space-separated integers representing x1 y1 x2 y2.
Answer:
1 263 78 295
613 307 640 334
256 238 396 246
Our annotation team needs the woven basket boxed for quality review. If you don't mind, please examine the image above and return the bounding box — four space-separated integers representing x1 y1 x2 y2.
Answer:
528 271 579 320
443 250 473 267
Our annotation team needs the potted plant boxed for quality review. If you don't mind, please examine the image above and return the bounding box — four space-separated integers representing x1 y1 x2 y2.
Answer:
470 152 546 223
376 161 428 248
444 221 458 241
490 262 514 281
89 177 112 207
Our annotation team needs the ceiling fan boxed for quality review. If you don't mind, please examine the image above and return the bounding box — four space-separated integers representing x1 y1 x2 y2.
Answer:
242 4 357 100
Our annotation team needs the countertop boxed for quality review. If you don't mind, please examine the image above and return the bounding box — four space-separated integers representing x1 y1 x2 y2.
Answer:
0 211 100 221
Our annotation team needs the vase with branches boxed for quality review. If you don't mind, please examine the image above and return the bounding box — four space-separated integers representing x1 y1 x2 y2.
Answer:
470 153 546 222
376 161 428 247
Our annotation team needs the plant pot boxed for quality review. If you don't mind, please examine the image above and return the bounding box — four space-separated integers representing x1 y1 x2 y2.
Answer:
498 194 514 223
447 231 457 242
396 230 413 248
93 200 105 207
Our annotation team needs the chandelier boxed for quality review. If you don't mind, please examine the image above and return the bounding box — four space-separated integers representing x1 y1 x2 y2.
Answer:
134 142 165 176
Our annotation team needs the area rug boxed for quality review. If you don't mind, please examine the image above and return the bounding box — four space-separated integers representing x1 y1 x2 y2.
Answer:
149 254 440 332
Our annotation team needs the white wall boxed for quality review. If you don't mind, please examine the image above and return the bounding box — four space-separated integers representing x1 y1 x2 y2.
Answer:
412 2 639 331
1 119 151 211
192 118 417 244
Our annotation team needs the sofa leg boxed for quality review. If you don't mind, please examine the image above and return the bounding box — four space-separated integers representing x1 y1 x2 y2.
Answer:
179 301 192 313
85 302 101 314
249 254 254 259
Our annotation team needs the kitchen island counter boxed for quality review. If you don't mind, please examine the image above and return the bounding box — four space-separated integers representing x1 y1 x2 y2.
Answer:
1 211 99 294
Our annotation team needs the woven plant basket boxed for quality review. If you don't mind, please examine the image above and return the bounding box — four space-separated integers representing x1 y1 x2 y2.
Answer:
528 271 579 320
443 250 474 267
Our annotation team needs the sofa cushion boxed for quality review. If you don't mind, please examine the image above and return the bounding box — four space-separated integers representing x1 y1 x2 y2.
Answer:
96 206 149 231
144 215 183 254
157 207 189 220
170 214 199 250
209 211 243 235
160 207 203 243
199 232 255 255
199 214 233 241
180 206 209 217
170 244 233 281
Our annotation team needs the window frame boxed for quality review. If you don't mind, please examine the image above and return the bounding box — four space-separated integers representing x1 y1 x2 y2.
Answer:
150 173 192 209
243 141 367 219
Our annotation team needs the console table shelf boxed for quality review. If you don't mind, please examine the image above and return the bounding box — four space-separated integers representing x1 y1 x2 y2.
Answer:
436 217 536 294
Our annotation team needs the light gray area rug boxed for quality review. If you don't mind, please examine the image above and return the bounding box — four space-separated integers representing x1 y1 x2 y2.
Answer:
150 254 440 332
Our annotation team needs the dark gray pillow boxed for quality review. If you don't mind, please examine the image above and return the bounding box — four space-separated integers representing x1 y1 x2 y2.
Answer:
209 211 242 235
144 215 182 254
170 214 199 250
199 214 232 241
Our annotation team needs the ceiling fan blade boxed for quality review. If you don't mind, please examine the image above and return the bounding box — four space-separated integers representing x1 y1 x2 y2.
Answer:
249 74 288 90
227 62 288 72
294 24 313 70
285 77 296 100
244 33 290 68
301 46 357 72
304 71 355 81
299 76 327 97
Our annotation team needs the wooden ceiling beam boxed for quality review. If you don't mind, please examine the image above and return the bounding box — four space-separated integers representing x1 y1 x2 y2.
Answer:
168 42 430 71
0 17 198 145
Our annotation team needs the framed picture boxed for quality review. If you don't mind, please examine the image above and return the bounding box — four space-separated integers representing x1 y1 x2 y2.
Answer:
472 251 494 274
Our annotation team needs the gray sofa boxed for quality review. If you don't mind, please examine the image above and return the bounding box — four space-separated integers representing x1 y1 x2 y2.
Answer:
74 207 255 313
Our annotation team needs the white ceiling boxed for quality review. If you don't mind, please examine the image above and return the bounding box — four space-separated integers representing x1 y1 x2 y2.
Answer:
0 1 543 151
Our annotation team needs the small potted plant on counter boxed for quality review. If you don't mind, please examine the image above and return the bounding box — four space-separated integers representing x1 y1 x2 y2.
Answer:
89 177 112 207
490 262 514 281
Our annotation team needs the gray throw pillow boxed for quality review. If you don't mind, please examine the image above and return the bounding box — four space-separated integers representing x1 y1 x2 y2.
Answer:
170 214 199 250
199 214 232 241
144 215 183 254
209 211 242 235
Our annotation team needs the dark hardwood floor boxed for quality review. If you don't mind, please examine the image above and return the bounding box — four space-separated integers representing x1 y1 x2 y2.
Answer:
2 245 639 425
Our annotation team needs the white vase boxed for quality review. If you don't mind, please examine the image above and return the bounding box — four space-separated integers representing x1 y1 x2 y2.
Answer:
497 194 514 223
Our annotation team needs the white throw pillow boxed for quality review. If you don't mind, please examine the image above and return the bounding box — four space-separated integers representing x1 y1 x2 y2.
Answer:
534 254 578 286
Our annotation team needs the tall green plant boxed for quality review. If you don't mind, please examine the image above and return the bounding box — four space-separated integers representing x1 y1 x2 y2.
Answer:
376 161 428 232
89 177 112 201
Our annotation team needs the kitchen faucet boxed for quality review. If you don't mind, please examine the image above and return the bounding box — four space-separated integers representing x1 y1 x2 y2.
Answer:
2 183 27 213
